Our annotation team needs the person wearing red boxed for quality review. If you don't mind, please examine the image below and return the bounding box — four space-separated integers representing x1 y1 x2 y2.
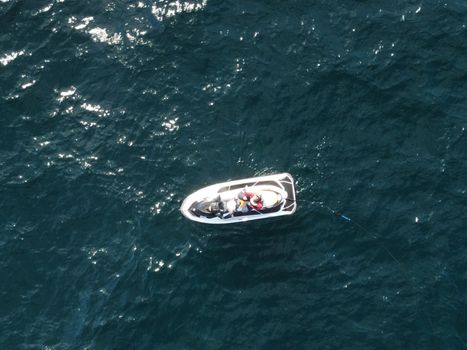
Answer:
238 190 263 210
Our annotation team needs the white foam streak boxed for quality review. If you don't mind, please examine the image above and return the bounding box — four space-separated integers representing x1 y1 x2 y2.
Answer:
0 50 25 66
60 86 76 97
161 117 179 132
57 86 77 102
81 102 110 117
89 27 122 45
21 80 36 89
37 3 53 14
152 0 207 21
74 16 94 30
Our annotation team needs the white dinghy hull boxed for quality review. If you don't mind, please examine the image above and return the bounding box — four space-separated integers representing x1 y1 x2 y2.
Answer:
180 173 297 224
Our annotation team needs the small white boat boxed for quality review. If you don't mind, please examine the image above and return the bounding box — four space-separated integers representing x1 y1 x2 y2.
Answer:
180 173 297 224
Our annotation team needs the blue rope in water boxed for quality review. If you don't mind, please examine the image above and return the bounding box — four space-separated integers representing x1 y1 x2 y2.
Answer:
340 214 351 222
313 201 433 332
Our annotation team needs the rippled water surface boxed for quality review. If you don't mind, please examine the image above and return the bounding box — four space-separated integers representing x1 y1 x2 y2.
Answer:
1 0 466 349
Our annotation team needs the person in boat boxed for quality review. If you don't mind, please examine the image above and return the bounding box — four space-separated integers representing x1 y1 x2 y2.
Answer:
238 190 263 211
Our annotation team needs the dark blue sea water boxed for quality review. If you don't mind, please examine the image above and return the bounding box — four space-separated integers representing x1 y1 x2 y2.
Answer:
1 0 466 348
